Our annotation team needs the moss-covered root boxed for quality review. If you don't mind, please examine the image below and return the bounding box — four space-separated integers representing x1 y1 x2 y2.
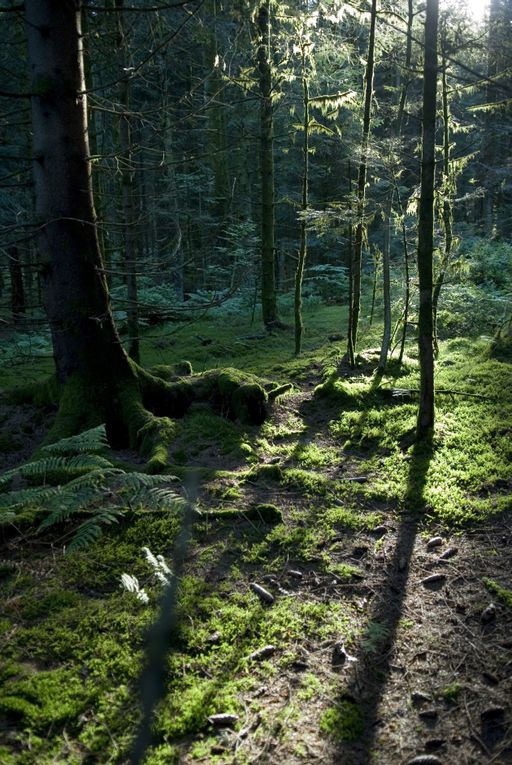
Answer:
137 416 178 474
193 368 270 425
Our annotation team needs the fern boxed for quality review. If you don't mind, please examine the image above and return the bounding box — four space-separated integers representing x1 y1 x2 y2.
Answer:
0 425 183 551
41 424 109 455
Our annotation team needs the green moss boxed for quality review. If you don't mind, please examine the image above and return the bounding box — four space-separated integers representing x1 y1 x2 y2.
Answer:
295 442 339 468
137 415 178 473
441 681 462 702
319 701 364 741
483 578 512 608
282 467 329 496
21 589 81 620
207 503 283 524
0 668 95 729
246 463 283 482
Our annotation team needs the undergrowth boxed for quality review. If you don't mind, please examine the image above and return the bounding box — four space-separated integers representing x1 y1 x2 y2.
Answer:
0 306 510 763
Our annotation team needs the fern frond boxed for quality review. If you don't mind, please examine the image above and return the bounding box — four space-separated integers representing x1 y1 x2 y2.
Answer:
41 425 109 455
140 487 182 511
0 467 19 490
116 472 178 490
0 485 60 510
0 508 17 524
19 457 73 479
66 507 124 553
65 454 114 469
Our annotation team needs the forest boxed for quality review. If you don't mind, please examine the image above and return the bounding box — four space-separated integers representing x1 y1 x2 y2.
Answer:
0 0 511 763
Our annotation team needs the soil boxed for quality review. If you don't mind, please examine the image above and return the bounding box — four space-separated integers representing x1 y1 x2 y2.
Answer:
1 361 511 765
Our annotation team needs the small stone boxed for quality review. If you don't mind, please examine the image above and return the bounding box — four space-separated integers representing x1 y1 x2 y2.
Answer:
291 659 308 671
406 756 443 765
427 536 443 549
421 573 447 589
248 645 276 662
419 709 438 721
438 547 458 560
425 739 445 752
482 671 499 686
372 525 388 537
287 569 303 579
208 713 239 727
250 582 275 604
206 631 221 644
481 603 496 623
412 691 432 707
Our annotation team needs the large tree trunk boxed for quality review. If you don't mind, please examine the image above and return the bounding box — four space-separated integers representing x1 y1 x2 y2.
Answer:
257 0 279 329
23 0 278 471
24 0 168 460
26 0 129 386
416 0 438 440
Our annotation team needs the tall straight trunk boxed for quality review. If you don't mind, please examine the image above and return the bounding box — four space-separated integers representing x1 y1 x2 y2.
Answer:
294 55 309 356
416 0 439 440
397 187 411 365
377 211 391 372
9 245 26 322
378 0 413 372
116 0 140 363
25 0 132 413
347 160 355 366
257 0 278 328
432 58 453 357
348 0 377 364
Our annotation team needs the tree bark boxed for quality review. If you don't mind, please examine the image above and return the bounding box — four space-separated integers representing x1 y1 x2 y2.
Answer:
257 0 279 329
294 50 309 356
347 0 377 364
8 245 26 322
432 57 453 357
116 0 140 363
416 0 438 440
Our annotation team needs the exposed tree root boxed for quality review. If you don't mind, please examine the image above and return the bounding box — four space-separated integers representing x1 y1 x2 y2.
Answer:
5 363 291 473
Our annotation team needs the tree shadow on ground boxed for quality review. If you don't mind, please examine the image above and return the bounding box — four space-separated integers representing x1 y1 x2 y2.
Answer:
330 435 433 764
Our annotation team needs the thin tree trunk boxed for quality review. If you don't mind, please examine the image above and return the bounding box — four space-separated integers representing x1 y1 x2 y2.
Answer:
397 188 411 365
377 208 392 372
294 54 309 356
432 58 453 357
257 0 279 329
379 0 413 371
346 160 355 366
8 245 25 322
116 0 140 363
348 0 377 364
416 0 439 440
369 248 379 328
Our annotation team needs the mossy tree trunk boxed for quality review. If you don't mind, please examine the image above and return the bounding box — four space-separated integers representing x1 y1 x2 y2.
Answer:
416 0 439 440
24 0 188 467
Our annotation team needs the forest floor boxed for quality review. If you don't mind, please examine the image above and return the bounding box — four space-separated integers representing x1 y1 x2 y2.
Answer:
0 304 511 765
